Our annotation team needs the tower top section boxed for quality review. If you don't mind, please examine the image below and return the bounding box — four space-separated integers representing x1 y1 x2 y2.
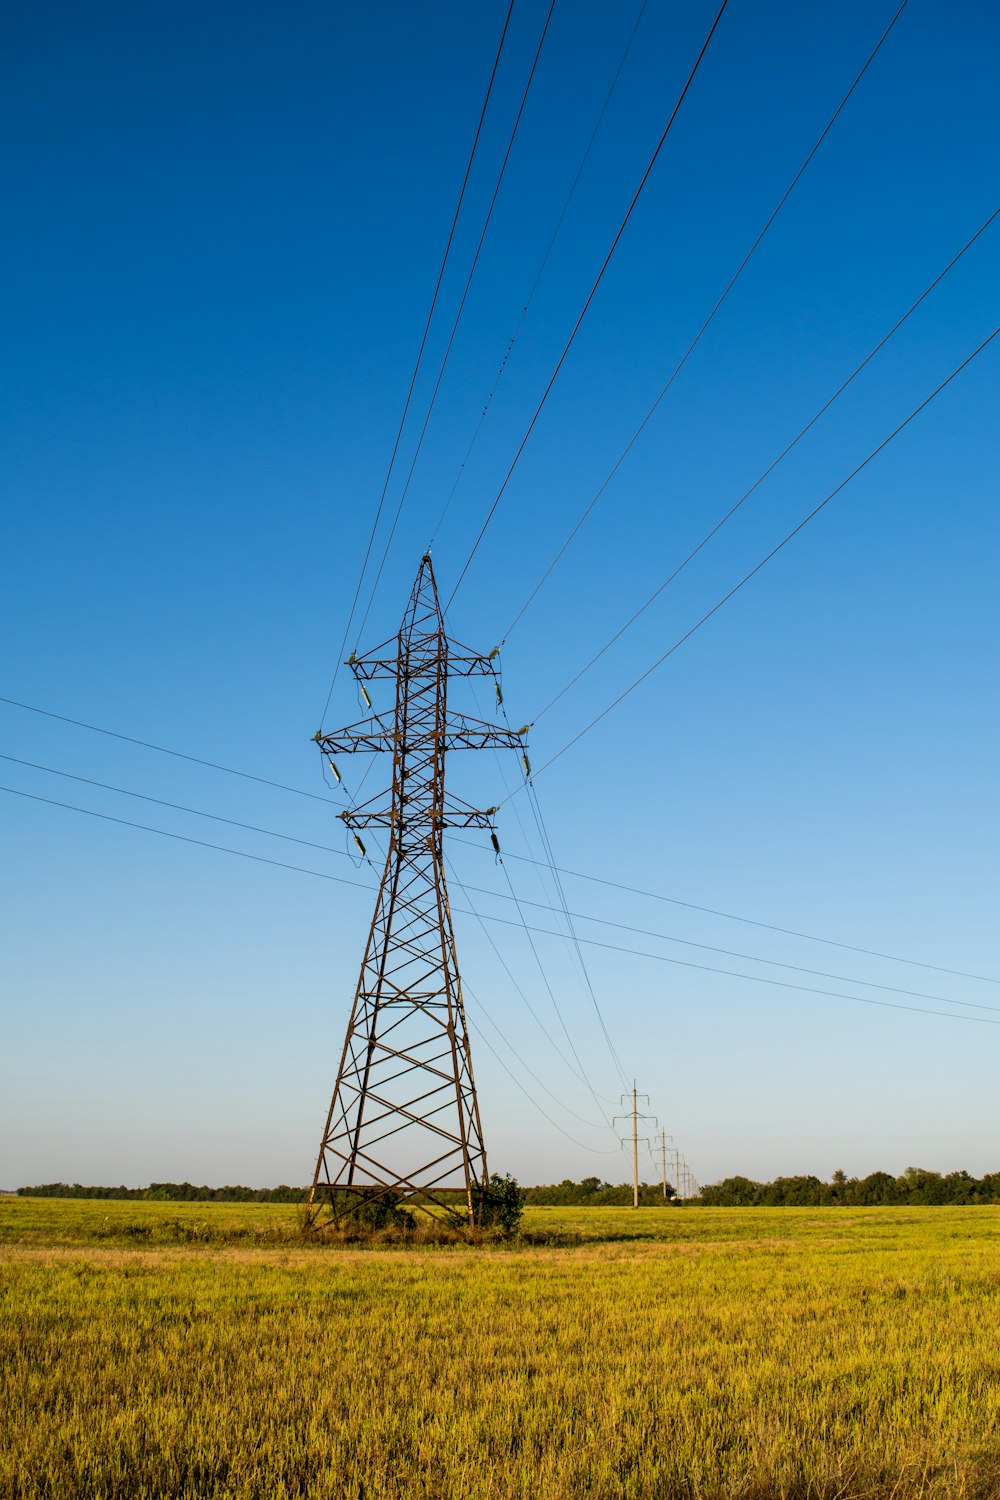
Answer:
330 555 506 685
312 555 526 827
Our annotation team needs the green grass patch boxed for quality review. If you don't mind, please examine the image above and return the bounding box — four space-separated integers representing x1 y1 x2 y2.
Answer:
4 1200 1000 1496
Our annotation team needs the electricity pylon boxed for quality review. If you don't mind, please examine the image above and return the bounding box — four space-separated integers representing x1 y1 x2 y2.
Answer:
614 1085 656 1209
658 1128 674 1201
307 554 523 1227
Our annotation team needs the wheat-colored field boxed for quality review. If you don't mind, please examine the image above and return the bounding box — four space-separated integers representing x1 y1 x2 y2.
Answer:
3 1198 1000 1498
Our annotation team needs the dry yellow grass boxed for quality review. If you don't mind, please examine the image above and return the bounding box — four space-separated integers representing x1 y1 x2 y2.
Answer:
3 1199 1000 1497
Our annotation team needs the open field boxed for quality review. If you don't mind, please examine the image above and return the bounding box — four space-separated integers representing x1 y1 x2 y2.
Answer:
4 1200 1000 1498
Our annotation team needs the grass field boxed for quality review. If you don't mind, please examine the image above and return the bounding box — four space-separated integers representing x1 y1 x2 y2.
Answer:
3 1199 1000 1498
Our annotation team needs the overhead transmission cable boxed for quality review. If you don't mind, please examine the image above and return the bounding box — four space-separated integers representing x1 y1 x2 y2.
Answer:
350 1 558 647
12 738 991 1015
468 900 1000 1031
8 782 1000 1032
495 844 625 1101
1 760 616 1155
0 783 373 895
466 1003 623 1154
445 0 732 611
446 863 1000 1016
530 203 1000 721
0 748 628 1135
465 676 629 1097
0 751 361 862
502 0 913 638
447 860 620 1127
481 846 1000 988
427 0 652 547
522 768 631 1085
0 739 627 1121
450 846 622 1115
0 771 621 1137
0 695 336 807
4 695 997 987
520 323 1000 781
317 0 516 729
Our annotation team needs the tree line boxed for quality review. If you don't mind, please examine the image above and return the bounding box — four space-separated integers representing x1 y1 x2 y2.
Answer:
697 1168 1000 1206
16 1182 305 1203
17 1168 1000 1207
19 1178 660 1206
524 1177 673 1205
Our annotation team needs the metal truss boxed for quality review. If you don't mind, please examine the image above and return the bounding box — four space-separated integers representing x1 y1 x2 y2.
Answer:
307 554 523 1226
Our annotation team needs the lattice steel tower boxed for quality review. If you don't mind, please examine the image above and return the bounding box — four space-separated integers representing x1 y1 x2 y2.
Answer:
308 555 523 1225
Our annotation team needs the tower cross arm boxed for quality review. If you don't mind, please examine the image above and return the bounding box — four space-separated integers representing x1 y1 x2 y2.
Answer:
340 808 497 830
313 717 395 755
314 716 525 756
442 713 526 751
349 651 500 681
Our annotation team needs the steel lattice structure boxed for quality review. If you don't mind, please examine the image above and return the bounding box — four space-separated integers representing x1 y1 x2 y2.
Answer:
307 555 523 1225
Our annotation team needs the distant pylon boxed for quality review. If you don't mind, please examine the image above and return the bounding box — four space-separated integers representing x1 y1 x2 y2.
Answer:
307 555 524 1226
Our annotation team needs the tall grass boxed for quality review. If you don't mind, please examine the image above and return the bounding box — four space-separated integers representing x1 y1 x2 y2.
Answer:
3 1199 1000 1497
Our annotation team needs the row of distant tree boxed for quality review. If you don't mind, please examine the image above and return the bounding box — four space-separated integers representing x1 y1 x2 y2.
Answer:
524 1178 672 1206
524 1170 1000 1206
17 1168 1000 1207
16 1182 305 1203
697 1168 1000 1206
17 1179 656 1206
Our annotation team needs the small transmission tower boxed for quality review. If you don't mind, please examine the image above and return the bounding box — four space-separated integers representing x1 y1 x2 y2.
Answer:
308 554 523 1226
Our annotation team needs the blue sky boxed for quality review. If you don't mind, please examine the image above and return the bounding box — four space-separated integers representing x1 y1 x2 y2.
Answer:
2 0 998 1189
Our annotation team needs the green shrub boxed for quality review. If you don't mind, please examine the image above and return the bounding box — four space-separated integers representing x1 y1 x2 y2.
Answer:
473 1173 524 1237
336 1189 413 1231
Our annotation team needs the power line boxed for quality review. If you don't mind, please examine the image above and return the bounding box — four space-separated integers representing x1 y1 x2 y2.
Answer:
529 203 1000 719
470 675 630 1095
17 735 983 1008
351 0 558 643
471 676 629 1105
317 0 516 728
501 0 913 639
4 697 995 987
14 738 992 1014
445 0 732 612
447 855 617 1120
7 782 999 1034
459 841 622 1115
485 847 1000 989
0 720 626 1152
9 769 625 1169
450 869 1000 1017
427 0 651 547
523 772 631 1085
523 323 1000 780
0 695 336 806
462 963 617 1136
0 751 354 863
470 1008 626 1158
468 903 1000 1031
0 775 624 1147
0 783 372 894
494 836 624 1104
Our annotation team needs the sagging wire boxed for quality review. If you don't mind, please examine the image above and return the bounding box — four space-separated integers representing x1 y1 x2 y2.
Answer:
461 666 621 1112
488 678 631 1092
445 627 606 1087
447 855 623 1131
428 0 652 550
525 775 632 1089
467 1004 624 1156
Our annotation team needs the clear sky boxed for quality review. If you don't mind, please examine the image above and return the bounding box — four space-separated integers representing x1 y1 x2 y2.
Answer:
2 1 998 1190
